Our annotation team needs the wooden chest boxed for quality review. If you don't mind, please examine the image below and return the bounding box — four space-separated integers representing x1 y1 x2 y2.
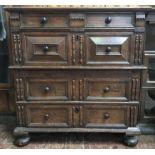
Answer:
5 7 146 147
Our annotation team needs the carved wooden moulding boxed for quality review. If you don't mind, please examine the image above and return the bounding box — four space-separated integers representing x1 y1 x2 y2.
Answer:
136 12 145 27
69 13 85 27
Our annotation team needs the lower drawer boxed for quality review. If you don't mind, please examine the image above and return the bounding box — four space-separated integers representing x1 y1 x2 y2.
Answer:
83 105 130 128
22 104 131 128
25 105 72 127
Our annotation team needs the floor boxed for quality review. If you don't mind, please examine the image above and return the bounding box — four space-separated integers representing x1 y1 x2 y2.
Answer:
0 116 155 149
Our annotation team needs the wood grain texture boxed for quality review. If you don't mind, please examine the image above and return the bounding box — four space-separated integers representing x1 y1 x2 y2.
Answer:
5 6 146 146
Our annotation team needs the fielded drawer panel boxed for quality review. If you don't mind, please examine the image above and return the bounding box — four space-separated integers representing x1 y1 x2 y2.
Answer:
22 32 70 66
83 105 130 128
85 31 135 65
25 105 72 127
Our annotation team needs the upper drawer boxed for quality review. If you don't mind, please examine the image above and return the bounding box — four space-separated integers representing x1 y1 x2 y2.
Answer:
20 13 69 28
85 31 135 66
86 13 135 28
22 32 71 66
19 13 134 29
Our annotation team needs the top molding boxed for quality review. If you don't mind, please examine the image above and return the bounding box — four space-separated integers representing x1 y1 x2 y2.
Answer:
4 5 153 11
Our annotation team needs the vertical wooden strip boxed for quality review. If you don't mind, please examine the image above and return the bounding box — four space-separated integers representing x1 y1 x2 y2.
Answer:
72 34 76 64
134 78 137 101
20 105 23 125
20 105 24 125
131 79 135 100
137 35 140 64
72 106 75 127
79 35 83 64
72 80 76 100
69 107 73 127
135 78 140 100
16 106 19 125
20 78 24 100
83 78 86 100
134 34 139 64
18 106 22 126
17 34 22 63
79 106 83 127
79 79 83 100
131 106 137 127
133 106 137 127
130 107 133 127
13 34 19 63
127 107 130 127
16 79 20 100
138 34 143 64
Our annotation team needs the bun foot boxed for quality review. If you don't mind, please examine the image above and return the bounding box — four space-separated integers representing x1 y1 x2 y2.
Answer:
123 135 139 147
14 135 31 147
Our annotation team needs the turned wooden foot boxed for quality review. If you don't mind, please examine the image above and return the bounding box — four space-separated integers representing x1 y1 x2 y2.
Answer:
14 135 31 147
123 135 139 147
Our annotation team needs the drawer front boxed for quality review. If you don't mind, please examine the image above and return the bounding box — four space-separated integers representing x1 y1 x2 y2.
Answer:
16 70 140 102
20 13 68 28
26 78 71 101
26 105 72 127
83 105 130 128
86 13 134 28
83 71 131 101
22 32 70 66
20 13 134 28
85 32 134 65
16 70 84 101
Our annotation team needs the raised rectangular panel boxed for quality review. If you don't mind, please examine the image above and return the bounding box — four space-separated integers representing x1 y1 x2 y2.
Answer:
26 79 70 101
26 105 72 127
85 32 134 65
22 32 70 66
83 105 130 128
86 13 134 27
83 73 131 101
20 13 68 28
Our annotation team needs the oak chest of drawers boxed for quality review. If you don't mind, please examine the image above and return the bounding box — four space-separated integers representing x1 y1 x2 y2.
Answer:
5 7 146 147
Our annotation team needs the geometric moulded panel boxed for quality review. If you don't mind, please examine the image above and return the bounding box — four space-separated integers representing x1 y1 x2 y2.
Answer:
86 32 134 65
23 32 70 66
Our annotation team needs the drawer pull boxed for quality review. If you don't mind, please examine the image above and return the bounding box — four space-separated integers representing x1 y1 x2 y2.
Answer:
105 16 112 24
74 106 80 113
44 113 49 121
103 113 110 119
44 86 50 93
104 86 110 93
40 16 47 24
105 46 111 53
43 45 49 52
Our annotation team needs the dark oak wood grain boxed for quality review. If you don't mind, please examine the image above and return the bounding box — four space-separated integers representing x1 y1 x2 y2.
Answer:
5 7 146 147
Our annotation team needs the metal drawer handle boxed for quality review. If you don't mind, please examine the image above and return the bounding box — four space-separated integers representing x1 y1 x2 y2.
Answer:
40 16 47 24
104 86 110 93
103 112 110 119
74 106 80 113
44 86 50 93
44 113 49 121
43 45 49 52
105 46 111 53
105 16 112 24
